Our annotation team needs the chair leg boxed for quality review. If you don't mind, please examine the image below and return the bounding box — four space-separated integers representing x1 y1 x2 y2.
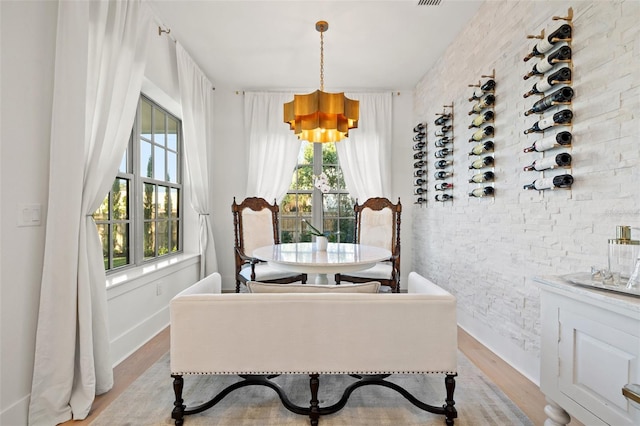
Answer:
236 280 240 293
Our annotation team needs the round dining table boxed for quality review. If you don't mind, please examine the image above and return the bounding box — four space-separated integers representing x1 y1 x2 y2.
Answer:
252 242 391 284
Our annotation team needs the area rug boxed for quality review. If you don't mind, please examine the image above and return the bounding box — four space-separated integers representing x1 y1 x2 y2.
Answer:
91 351 532 426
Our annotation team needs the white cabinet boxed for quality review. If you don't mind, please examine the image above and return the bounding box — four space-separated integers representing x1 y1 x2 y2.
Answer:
537 276 640 425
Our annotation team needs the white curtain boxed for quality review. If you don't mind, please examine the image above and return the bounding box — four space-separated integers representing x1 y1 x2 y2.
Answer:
244 92 302 204
28 1 151 424
336 92 393 201
176 43 218 278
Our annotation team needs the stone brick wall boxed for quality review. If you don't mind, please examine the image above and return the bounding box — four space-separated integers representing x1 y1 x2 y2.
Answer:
413 0 639 382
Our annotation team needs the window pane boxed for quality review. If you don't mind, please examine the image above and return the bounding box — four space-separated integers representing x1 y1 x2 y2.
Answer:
154 145 165 181
96 224 108 268
141 140 152 178
112 223 129 268
323 194 338 217
141 99 152 140
339 218 355 243
112 178 128 220
143 183 156 220
144 221 155 259
157 220 169 255
298 193 312 214
296 165 313 190
167 117 178 151
118 151 127 173
157 186 168 219
167 151 177 183
323 218 338 241
170 188 179 218
339 194 354 216
170 220 179 252
323 165 340 189
94 194 109 221
154 108 165 145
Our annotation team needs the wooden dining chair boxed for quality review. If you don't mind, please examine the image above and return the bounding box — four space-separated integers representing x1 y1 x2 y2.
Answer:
335 197 402 292
232 197 307 292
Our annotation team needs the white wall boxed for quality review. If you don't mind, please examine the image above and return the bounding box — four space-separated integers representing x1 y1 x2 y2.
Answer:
0 2 57 424
412 0 640 383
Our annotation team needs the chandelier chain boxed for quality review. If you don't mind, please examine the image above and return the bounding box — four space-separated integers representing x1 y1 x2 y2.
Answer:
320 30 324 91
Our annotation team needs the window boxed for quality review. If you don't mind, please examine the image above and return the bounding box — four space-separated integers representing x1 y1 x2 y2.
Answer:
280 142 354 243
94 95 182 271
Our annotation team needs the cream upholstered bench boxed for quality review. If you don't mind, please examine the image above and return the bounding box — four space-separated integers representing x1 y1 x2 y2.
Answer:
169 272 458 425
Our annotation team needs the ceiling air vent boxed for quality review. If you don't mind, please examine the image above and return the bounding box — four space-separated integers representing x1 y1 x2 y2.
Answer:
418 0 442 5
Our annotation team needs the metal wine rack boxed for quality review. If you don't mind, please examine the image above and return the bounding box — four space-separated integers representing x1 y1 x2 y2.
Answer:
413 122 427 205
467 70 496 199
521 7 574 192
433 104 453 203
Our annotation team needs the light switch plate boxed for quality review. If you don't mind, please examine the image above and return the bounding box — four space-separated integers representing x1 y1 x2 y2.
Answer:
17 204 42 227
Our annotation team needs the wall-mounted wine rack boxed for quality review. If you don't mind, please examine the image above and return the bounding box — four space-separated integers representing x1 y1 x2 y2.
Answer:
522 7 574 192
467 70 496 199
433 104 454 202
413 122 427 205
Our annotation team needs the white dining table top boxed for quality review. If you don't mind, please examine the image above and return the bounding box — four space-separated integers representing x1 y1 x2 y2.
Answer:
252 242 391 275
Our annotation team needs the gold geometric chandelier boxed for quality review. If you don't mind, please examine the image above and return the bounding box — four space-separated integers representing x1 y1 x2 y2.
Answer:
283 21 359 143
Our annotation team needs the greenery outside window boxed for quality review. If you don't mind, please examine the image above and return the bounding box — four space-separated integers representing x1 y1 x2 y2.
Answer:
280 142 354 243
94 95 183 271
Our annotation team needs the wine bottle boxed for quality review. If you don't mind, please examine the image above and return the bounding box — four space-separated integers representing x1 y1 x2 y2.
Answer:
469 125 494 142
469 111 494 128
524 87 574 116
523 109 572 134
413 132 426 141
523 66 571 97
415 178 426 186
523 24 572 62
434 126 452 137
435 148 451 158
414 160 425 168
468 79 496 101
414 197 426 204
413 151 426 159
414 169 426 177
524 131 572 153
523 152 572 171
468 94 495 115
469 186 495 197
434 159 452 169
413 141 425 150
469 141 495 156
469 156 494 169
435 136 452 147
435 182 453 191
434 114 451 126
434 171 452 180
523 46 572 80
435 194 453 202
414 187 426 195
523 174 573 190
469 171 495 183
413 123 425 132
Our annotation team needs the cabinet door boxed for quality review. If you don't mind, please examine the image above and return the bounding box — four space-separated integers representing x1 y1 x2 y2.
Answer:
559 307 639 425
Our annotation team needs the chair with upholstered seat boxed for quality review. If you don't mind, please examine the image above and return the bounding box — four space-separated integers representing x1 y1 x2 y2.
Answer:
232 197 307 293
335 197 401 292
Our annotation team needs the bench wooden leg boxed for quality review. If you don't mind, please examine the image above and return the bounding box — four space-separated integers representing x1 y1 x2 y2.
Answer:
171 374 186 426
444 374 457 426
309 374 320 425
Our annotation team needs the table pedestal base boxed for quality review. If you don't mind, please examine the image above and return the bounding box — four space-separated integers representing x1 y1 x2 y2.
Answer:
314 273 329 284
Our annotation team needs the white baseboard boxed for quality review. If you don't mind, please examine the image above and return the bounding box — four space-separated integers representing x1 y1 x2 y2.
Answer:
458 309 540 386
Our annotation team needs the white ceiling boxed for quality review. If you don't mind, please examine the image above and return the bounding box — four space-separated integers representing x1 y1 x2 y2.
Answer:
148 0 483 91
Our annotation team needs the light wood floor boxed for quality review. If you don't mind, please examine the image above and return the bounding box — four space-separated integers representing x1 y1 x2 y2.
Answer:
63 326 581 426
